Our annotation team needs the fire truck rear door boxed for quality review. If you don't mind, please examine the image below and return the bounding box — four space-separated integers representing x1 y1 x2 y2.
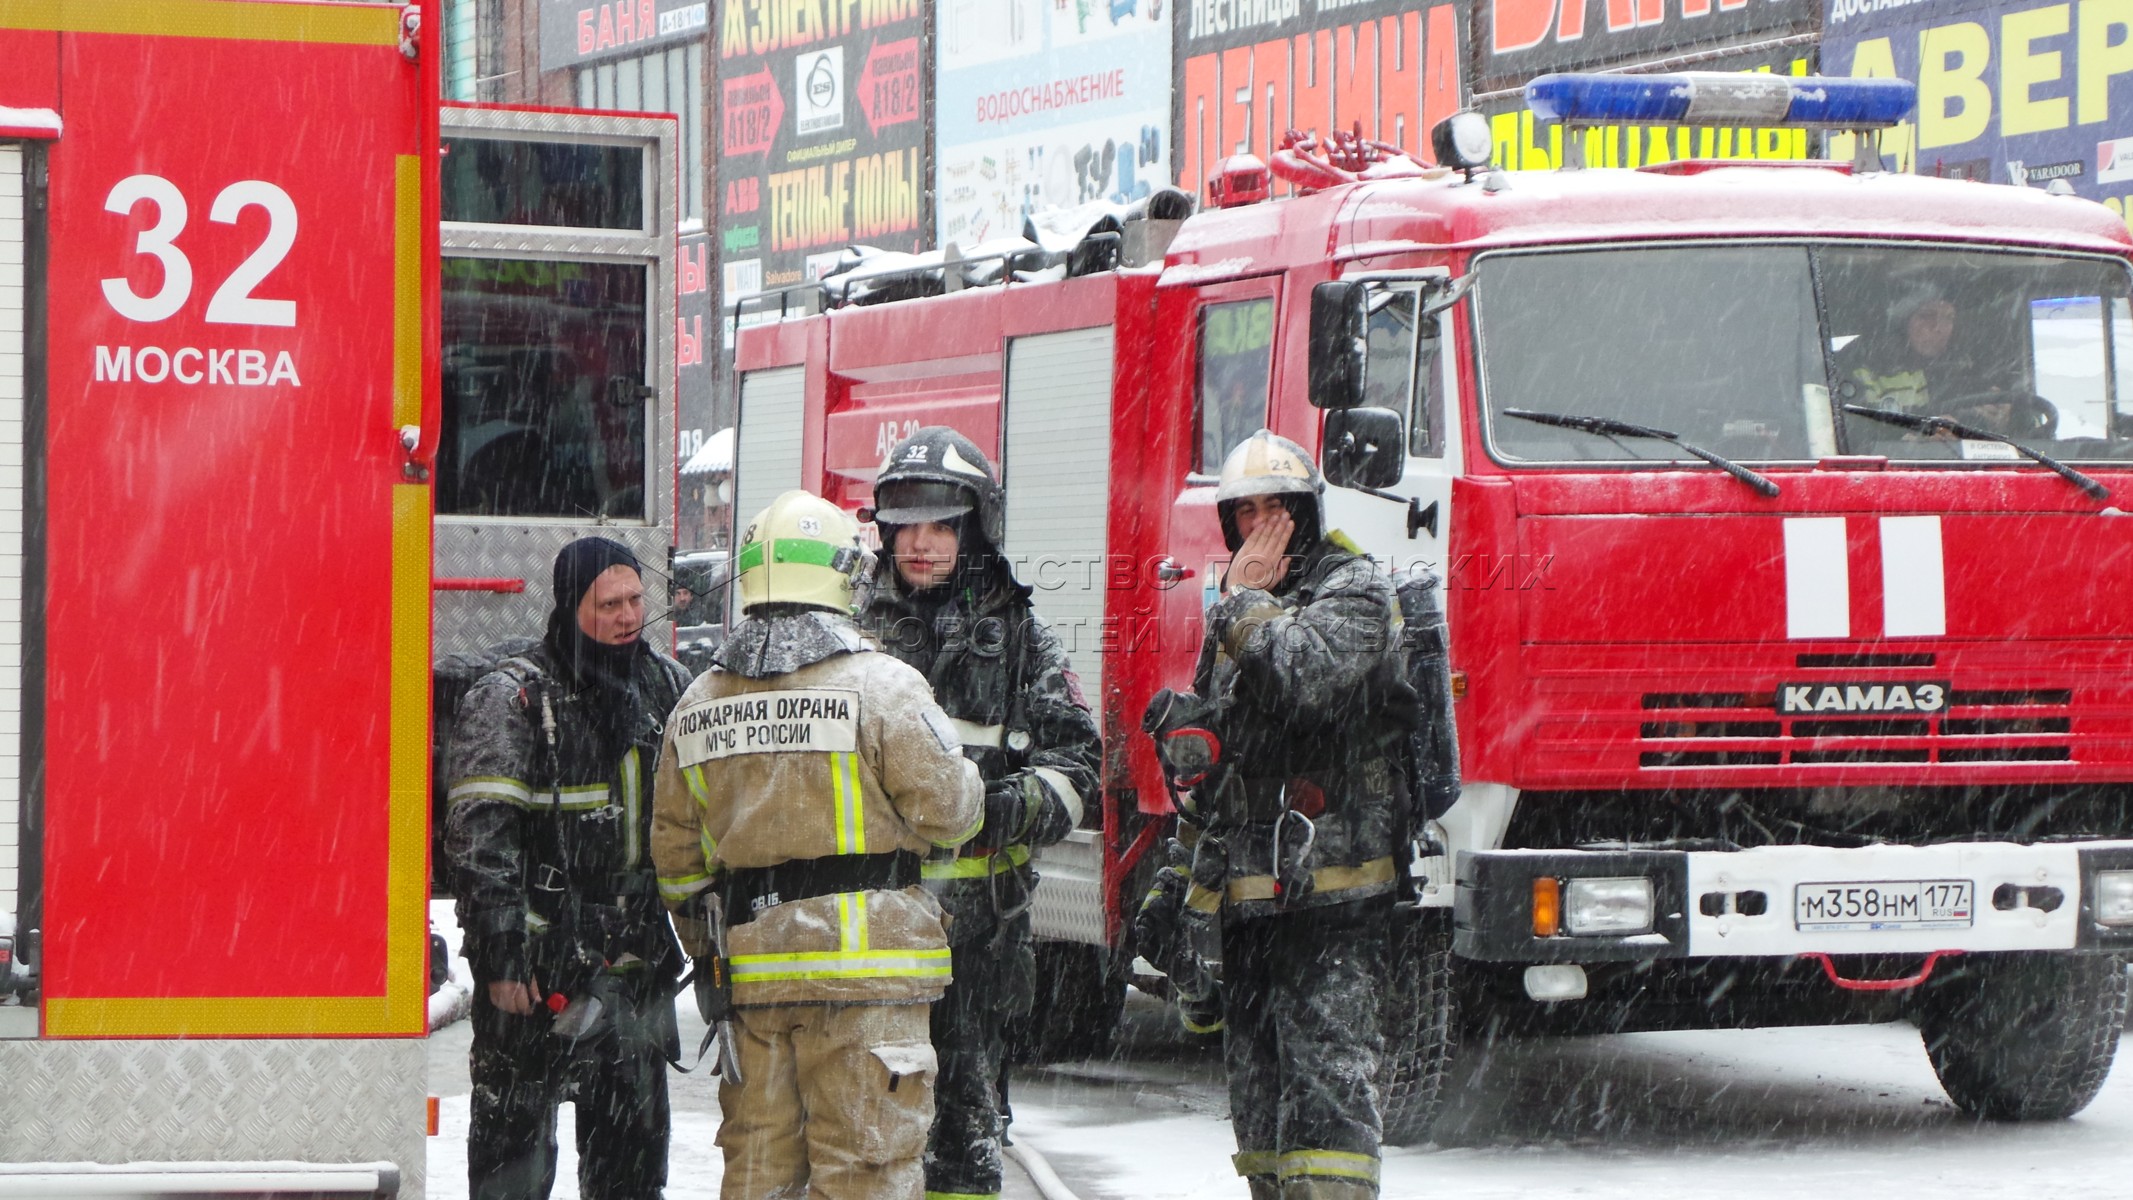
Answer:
730 364 807 580
433 105 679 657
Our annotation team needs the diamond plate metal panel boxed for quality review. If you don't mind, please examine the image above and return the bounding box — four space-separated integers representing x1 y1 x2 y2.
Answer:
1031 828 1107 946
433 522 675 659
0 143 20 927
0 1039 427 1197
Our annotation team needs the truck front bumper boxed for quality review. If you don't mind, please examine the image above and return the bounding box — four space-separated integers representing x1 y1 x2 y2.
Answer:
1455 841 2133 962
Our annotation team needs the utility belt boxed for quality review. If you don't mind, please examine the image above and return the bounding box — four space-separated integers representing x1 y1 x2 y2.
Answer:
1221 758 1389 823
530 863 662 910
1223 855 1397 905
1207 775 1394 907
722 849 923 925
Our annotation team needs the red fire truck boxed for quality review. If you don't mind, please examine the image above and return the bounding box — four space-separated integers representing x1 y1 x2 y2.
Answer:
0 3 683 1190
0 0 437 1191
734 73 2133 1138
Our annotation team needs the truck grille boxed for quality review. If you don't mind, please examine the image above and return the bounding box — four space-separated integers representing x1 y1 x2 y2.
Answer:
1638 690 2074 768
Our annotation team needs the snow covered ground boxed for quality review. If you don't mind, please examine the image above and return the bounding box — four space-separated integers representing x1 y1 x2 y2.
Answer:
425 901 1036 1199
426 1089 727 1200
428 900 2133 1199
1021 998 2133 1200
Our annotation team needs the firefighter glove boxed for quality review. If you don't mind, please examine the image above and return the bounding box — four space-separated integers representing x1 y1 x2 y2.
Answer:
967 774 1036 852
1134 838 1193 976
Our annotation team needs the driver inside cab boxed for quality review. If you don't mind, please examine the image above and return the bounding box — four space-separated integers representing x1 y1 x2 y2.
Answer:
1834 282 2055 439
1835 283 1964 413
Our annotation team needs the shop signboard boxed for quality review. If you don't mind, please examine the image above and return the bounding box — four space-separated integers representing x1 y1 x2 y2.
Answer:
1824 0 2133 226
937 0 1174 248
716 0 927 303
1477 0 1818 92
540 0 712 70
1176 0 1471 201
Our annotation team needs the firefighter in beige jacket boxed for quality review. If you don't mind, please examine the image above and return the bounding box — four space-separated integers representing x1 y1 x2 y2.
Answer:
652 490 983 1200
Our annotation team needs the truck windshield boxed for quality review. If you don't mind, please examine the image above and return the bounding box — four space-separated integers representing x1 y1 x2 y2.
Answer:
1474 244 2133 465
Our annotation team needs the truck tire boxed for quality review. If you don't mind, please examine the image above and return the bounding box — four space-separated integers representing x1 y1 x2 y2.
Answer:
1378 909 1460 1145
1919 951 2128 1121
1018 942 1127 1063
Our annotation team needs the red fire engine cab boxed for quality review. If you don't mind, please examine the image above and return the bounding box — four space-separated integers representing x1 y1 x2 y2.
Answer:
734 72 2133 1138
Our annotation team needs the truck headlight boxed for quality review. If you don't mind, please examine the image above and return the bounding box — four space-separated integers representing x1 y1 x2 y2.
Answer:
2094 870 2133 926
1564 877 1655 936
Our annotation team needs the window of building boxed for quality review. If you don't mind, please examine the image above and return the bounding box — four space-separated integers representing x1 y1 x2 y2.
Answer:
577 44 707 222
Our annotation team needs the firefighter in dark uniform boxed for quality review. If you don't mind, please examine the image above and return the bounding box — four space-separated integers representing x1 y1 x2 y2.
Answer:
854 427 1103 1200
445 537 691 1200
1171 430 1409 1200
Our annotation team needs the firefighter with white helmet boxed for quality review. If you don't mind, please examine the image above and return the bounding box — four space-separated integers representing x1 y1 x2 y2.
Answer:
650 489 983 1200
854 427 1102 1200
1148 429 1411 1199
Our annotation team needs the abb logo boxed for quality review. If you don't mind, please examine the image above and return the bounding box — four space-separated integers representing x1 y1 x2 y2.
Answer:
1492 0 1752 54
1783 516 1946 640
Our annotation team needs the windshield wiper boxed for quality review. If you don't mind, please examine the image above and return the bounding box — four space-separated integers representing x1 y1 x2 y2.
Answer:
1840 404 2109 502
1502 409 1781 497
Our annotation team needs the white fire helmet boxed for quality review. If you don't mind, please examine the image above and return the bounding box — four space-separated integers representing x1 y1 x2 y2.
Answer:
735 490 869 615
1214 429 1324 553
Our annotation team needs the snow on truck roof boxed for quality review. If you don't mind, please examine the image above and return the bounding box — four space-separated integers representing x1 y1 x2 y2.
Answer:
731 161 2133 358
1162 165 2133 283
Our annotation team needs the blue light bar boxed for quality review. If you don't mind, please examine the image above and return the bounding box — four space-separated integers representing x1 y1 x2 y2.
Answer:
1525 72 1917 129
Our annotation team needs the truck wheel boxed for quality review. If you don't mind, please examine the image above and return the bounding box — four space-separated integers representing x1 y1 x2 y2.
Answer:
1018 942 1126 1064
1919 951 2128 1121
1378 909 1460 1146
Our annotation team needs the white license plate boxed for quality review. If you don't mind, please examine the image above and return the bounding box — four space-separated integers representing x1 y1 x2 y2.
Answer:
1793 879 1975 931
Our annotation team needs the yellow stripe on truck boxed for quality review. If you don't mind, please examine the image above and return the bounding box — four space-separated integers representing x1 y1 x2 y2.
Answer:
1 0 404 44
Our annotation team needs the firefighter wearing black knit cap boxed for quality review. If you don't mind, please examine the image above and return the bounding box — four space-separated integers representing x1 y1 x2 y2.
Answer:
854 427 1102 1200
445 536 692 1200
1155 430 1409 1200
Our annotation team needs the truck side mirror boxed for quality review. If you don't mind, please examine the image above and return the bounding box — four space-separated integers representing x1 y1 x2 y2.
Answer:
1322 407 1405 489
1309 280 1370 409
